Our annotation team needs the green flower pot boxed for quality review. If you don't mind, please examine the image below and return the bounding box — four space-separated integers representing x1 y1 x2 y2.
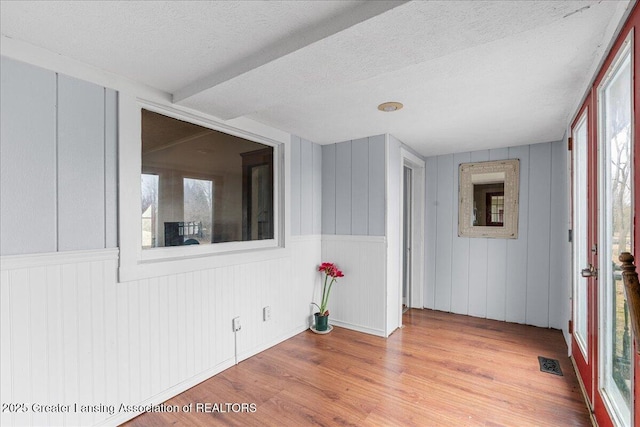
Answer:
314 313 329 331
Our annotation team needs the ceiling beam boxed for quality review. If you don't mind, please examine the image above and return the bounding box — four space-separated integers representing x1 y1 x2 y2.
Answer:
172 0 409 104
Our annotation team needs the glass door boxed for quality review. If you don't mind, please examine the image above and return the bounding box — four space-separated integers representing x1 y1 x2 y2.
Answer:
597 38 633 427
571 108 594 404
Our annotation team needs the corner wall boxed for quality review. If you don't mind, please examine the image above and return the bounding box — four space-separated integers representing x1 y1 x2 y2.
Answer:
320 135 388 336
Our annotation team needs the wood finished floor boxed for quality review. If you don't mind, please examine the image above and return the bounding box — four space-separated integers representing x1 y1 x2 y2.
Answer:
124 309 591 426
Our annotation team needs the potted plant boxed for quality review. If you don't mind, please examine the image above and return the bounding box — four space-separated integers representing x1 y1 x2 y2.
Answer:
312 262 344 332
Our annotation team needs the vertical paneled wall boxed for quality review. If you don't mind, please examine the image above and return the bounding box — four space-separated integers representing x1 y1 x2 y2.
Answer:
0 57 118 255
425 141 569 330
319 134 388 336
321 135 385 236
290 136 322 236
549 137 570 339
0 57 57 254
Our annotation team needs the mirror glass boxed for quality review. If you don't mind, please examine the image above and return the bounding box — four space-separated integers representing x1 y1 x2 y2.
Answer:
459 160 519 238
472 172 505 227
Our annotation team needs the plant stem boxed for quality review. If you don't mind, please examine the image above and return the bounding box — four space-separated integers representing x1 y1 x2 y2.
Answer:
325 277 336 311
320 273 329 314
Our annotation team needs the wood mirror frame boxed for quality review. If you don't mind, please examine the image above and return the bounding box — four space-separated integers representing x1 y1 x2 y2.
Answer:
458 159 520 239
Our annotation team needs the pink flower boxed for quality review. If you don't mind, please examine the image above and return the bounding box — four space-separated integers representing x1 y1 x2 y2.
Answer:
318 262 334 273
313 262 344 316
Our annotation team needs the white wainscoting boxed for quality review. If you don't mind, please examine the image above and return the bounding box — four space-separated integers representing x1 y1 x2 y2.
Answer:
320 235 387 337
0 236 320 426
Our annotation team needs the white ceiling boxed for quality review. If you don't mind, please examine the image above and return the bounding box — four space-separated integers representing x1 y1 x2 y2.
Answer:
0 1 632 156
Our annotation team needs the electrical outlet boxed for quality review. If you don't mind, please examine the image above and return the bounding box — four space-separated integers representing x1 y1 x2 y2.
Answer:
263 306 271 321
232 316 241 332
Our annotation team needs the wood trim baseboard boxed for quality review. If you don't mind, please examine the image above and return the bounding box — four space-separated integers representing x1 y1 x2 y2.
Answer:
328 318 386 337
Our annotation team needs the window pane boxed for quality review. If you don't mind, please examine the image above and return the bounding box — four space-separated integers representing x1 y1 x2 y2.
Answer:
573 114 589 356
141 109 274 249
490 195 504 224
141 173 159 248
183 178 213 244
600 48 632 426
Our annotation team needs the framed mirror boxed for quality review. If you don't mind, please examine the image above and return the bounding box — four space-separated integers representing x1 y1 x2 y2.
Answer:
458 159 519 239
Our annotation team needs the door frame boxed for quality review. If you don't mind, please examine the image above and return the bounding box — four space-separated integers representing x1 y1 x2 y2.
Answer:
399 148 425 325
571 103 596 409
402 165 413 311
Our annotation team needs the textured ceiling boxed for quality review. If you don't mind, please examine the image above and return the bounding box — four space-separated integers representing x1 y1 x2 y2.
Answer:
0 1 631 156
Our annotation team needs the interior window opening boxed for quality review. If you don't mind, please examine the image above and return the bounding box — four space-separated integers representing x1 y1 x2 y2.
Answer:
141 109 274 249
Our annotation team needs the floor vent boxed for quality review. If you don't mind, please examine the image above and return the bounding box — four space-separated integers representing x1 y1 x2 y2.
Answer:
538 356 563 376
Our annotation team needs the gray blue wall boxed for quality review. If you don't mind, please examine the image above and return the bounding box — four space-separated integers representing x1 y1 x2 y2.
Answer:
424 141 570 330
321 135 385 236
0 57 117 255
290 136 322 236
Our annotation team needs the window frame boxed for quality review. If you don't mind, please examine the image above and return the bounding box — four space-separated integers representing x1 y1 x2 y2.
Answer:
118 96 287 282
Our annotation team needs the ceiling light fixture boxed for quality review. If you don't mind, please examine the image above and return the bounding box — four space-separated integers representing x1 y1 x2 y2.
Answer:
378 102 403 112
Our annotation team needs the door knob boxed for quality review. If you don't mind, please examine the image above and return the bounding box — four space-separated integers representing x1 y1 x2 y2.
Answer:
581 264 598 278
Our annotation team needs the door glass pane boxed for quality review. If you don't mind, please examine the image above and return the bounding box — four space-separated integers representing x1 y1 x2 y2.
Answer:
600 46 632 426
572 114 588 357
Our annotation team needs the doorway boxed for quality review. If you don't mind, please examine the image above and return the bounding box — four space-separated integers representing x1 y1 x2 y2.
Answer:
399 148 425 325
403 166 412 313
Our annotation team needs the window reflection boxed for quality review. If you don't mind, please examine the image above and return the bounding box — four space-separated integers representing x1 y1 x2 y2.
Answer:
141 109 274 249
141 173 158 249
472 183 504 226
